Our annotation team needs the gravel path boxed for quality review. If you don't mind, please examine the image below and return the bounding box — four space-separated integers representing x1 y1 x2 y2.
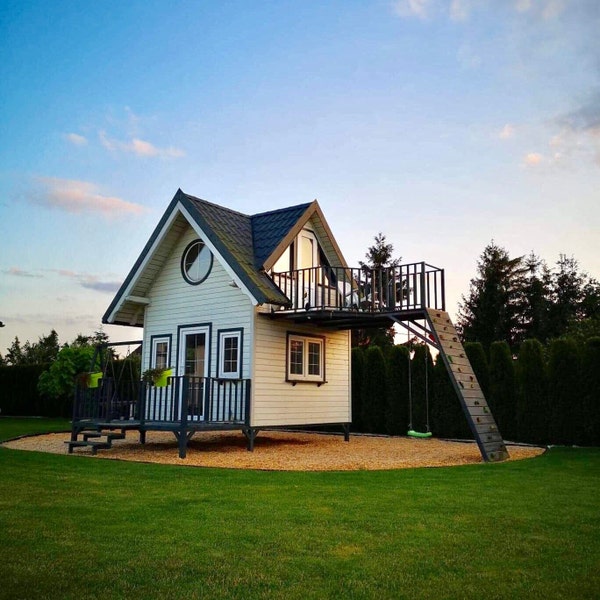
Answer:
3 430 545 471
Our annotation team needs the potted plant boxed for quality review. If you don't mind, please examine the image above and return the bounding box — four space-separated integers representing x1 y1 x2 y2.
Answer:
76 371 103 389
142 367 173 387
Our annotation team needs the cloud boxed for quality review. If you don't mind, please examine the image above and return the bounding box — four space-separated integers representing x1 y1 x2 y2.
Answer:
523 152 544 166
30 177 148 217
99 130 185 158
499 124 516 139
2 267 43 278
65 133 87 146
392 0 432 20
50 269 122 294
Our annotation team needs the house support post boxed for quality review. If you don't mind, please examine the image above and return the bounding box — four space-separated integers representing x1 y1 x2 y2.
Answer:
342 423 350 442
178 377 189 459
243 427 259 452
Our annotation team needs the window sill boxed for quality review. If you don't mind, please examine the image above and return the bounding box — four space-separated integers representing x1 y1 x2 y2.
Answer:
287 379 327 387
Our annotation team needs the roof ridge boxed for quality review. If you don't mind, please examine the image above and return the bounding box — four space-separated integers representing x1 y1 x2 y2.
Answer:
182 191 251 220
250 201 313 220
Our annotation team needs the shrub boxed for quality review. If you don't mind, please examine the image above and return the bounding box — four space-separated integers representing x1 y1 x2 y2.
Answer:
547 338 581 445
351 347 365 432
489 341 517 441
385 345 409 436
0 364 50 416
409 345 435 434
517 339 548 444
464 342 490 398
362 346 387 434
578 337 600 446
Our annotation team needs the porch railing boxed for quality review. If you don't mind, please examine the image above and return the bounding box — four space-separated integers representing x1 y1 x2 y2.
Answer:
271 262 445 313
73 376 251 426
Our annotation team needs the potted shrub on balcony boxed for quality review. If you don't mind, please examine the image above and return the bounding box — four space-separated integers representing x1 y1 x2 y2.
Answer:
142 367 173 387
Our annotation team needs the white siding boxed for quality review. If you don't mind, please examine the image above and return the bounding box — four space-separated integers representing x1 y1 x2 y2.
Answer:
142 227 254 377
252 313 351 427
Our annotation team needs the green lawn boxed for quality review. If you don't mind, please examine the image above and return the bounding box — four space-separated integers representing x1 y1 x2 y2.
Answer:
0 420 598 600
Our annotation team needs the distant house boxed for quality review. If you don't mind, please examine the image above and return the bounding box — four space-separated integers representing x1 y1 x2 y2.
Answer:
69 189 508 462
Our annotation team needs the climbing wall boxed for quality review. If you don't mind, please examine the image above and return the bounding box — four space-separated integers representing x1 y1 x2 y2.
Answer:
425 309 510 463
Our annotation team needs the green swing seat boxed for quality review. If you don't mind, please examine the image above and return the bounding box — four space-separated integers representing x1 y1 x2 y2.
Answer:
407 429 433 439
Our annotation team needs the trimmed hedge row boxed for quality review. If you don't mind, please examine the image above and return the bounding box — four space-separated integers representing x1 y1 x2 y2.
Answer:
0 358 141 419
0 364 69 417
352 337 600 446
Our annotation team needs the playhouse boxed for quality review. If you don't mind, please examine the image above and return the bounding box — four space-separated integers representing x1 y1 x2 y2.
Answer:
69 189 509 462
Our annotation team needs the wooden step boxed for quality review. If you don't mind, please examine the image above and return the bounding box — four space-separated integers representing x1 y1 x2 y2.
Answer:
65 440 111 455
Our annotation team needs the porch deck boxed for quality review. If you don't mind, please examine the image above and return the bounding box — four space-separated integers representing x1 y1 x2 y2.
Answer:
70 375 252 458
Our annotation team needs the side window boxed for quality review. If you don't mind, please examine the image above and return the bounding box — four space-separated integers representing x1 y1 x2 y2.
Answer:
286 333 325 383
151 336 171 370
218 330 242 379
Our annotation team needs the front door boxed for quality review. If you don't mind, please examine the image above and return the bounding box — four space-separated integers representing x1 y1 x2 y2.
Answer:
178 326 209 420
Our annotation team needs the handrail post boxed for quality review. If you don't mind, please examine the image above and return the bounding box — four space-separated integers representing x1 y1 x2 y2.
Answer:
244 379 251 425
441 268 446 311
420 261 426 308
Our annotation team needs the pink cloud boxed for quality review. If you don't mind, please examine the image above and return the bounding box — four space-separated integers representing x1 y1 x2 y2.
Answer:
32 177 148 217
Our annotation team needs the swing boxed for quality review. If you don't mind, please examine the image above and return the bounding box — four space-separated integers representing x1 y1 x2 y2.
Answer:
407 329 433 439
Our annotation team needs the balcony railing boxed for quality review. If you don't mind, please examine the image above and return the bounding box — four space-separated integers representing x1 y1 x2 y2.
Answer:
73 376 251 427
271 262 445 313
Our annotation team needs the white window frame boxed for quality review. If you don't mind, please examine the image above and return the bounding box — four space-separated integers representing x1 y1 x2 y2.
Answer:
286 333 325 384
151 335 171 370
218 330 242 379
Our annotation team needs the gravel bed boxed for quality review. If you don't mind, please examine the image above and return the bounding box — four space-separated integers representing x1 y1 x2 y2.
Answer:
3 430 545 471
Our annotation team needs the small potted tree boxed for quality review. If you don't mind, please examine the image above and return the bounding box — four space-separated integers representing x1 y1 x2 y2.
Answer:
142 367 173 387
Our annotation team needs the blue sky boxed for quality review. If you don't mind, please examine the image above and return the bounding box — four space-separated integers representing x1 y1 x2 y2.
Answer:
1 0 599 352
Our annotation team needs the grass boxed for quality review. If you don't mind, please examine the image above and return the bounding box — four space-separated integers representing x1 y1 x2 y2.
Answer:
0 420 598 600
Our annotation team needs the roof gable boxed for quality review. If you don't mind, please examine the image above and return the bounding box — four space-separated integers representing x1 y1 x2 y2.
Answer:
103 190 347 327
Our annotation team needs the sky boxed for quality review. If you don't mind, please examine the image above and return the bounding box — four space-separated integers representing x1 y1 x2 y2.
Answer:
1 0 599 353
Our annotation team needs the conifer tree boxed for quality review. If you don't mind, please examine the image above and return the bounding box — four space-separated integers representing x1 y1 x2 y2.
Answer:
361 346 387 433
547 338 581 445
489 341 517 440
516 339 548 444
386 345 409 435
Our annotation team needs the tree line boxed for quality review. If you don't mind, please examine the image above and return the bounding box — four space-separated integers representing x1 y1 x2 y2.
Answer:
457 243 600 351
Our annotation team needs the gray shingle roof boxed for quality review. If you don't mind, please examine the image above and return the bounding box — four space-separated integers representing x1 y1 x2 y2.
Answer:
180 191 311 306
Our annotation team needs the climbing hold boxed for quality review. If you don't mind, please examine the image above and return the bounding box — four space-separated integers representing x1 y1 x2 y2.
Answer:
459 381 465 388
474 400 480 405
470 375 474 381
447 356 454 364
453 337 458 342
459 353 465 358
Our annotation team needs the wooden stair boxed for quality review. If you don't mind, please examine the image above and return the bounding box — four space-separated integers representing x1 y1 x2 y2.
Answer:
66 429 126 455
425 308 509 463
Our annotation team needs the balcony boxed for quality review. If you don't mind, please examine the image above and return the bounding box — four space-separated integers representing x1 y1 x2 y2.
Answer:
269 262 445 328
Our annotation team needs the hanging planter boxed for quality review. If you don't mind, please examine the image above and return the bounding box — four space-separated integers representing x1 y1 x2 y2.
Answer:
142 367 173 387
89 372 103 389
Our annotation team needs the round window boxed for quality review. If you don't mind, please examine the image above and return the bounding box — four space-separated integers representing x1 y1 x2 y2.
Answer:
181 240 213 285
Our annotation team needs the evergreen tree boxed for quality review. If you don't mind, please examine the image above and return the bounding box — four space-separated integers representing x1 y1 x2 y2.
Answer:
521 253 553 343
548 255 585 338
463 342 490 398
353 233 401 349
516 339 548 444
385 345 410 435
409 344 434 434
489 341 517 440
3 330 60 366
547 338 580 445
432 355 461 438
351 347 365 432
580 337 600 446
361 346 387 433
457 241 528 351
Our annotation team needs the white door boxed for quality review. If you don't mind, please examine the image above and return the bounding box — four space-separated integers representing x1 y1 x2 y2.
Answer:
178 326 210 421
297 230 321 307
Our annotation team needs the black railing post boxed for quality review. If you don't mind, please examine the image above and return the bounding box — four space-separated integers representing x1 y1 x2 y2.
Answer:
138 381 146 426
441 268 446 311
244 379 251 425
420 261 426 308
